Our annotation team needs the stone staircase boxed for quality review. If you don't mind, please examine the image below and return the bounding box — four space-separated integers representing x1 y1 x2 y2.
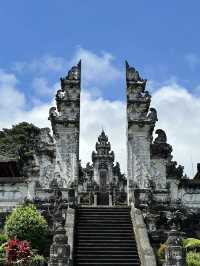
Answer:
74 207 140 265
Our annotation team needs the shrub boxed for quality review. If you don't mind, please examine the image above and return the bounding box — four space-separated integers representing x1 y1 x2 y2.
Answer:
183 238 200 252
0 122 40 159
0 242 6 265
5 239 32 265
187 251 200 266
4 204 49 252
29 254 46 266
0 234 7 264
0 233 7 246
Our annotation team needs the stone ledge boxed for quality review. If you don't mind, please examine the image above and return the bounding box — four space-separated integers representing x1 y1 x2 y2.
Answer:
130 203 157 266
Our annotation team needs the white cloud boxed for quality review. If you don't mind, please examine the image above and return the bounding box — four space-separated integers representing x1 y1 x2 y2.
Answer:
71 47 122 87
32 77 59 97
13 55 67 74
0 69 51 129
152 82 200 177
32 77 51 96
1 50 200 178
80 90 126 172
0 69 26 128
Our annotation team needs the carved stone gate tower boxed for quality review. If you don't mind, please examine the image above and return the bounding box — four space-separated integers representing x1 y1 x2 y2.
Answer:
126 61 157 203
49 61 81 188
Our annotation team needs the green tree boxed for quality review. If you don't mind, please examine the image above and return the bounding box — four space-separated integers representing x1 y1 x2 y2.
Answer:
4 204 49 253
0 122 40 159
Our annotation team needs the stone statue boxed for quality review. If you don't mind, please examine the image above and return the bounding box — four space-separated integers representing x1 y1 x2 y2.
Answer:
49 107 58 118
147 107 158 122
194 163 200 179
154 129 167 143
125 61 145 83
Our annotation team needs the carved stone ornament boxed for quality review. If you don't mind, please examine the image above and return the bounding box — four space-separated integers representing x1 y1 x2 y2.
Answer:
194 163 200 179
154 129 167 143
60 60 81 89
92 131 114 162
147 108 158 123
125 61 147 84
166 161 184 179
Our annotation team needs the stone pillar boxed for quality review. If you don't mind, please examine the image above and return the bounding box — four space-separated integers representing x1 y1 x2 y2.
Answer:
109 194 112 206
126 62 157 204
65 208 75 261
49 61 81 188
164 225 186 266
27 179 36 201
48 225 70 266
94 194 97 206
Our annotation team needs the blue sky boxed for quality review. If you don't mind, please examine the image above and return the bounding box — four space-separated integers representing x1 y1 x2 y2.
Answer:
0 1 200 175
1 1 200 95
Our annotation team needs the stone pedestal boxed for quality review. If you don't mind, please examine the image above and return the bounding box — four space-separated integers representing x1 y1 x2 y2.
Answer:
164 225 186 266
48 225 70 266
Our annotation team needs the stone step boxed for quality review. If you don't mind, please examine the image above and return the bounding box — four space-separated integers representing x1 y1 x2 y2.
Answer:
74 207 140 265
76 228 133 233
76 240 137 246
76 219 132 224
76 250 139 255
76 258 140 264
76 245 137 249
78 262 140 266
76 223 132 227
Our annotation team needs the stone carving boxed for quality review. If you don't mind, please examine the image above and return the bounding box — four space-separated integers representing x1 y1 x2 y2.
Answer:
126 63 152 127
164 224 186 266
151 131 172 159
154 129 167 143
49 107 58 119
166 161 184 179
150 160 165 189
41 165 53 188
125 61 146 83
147 107 158 123
48 62 81 190
54 172 66 188
128 102 150 120
194 163 200 179
60 61 81 90
77 131 127 205
92 131 114 161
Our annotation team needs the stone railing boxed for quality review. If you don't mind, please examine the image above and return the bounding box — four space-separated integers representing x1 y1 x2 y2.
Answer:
130 203 157 266
65 207 75 262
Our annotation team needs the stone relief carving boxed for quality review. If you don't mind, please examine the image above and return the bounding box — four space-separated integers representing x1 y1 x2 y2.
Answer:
126 61 146 83
147 108 158 123
150 160 166 189
60 61 81 90
194 163 200 179
40 165 54 189
166 161 184 179
154 129 167 143
54 172 66 188
151 129 172 159
49 107 58 119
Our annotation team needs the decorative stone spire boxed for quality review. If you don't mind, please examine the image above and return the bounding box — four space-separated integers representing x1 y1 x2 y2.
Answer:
48 61 81 188
92 130 114 162
125 60 147 86
194 163 200 179
126 61 153 123
126 61 158 127
49 61 81 133
126 62 157 196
